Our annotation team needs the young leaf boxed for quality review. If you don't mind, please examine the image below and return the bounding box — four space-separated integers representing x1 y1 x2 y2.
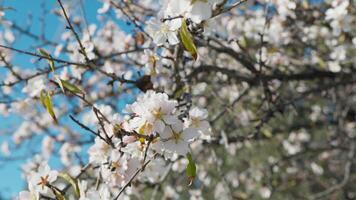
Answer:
40 90 57 123
60 79 84 94
179 20 198 60
53 189 66 200
59 173 80 197
55 76 65 94
186 153 197 186
38 48 55 72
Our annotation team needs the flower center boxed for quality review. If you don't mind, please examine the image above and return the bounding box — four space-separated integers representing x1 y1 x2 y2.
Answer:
37 175 49 189
139 122 153 136
112 161 121 170
149 56 158 75
153 109 162 119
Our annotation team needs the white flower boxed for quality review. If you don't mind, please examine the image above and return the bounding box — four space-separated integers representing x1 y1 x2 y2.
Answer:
17 182 39 200
22 76 46 97
141 157 168 183
259 187 272 199
165 0 191 18
82 104 114 125
124 158 141 182
185 107 210 136
143 49 162 76
311 162 324 175
159 120 198 156
88 137 111 164
98 0 111 14
126 90 178 135
121 140 148 158
325 1 349 21
28 162 58 194
146 18 180 46
164 0 219 25
59 143 81 166
1 141 10 156
0 103 8 116
110 150 129 174
189 1 212 24
101 150 128 187
85 184 111 200
41 136 54 158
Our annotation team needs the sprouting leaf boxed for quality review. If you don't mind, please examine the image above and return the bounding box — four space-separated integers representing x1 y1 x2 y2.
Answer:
40 90 57 123
174 85 188 99
59 173 80 198
262 129 272 138
179 20 198 60
38 48 55 72
53 189 66 200
186 153 197 186
55 76 65 94
59 79 84 94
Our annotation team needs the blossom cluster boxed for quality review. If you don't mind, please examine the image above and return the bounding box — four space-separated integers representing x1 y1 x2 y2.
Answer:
146 0 222 46
0 0 353 199
17 90 210 199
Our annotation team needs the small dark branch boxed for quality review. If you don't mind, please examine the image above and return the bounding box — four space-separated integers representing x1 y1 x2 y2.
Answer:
92 107 115 148
0 44 87 67
57 0 90 63
62 163 91 193
142 135 154 165
114 159 152 200
0 53 22 80
308 141 356 199
110 0 152 40
212 0 249 17
161 15 183 22
69 114 108 144
1 64 68 87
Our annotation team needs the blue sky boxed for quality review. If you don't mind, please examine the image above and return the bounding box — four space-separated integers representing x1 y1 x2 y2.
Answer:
0 0 106 199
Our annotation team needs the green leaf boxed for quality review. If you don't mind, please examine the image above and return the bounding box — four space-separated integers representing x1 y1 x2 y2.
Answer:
53 189 66 200
38 48 55 72
262 129 272 138
55 77 65 94
59 79 84 94
174 85 188 99
40 90 57 123
186 153 197 186
59 173 80 198
179 20 198 60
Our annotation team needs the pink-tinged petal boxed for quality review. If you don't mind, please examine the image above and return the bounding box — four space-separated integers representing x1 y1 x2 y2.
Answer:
123 135 137 144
